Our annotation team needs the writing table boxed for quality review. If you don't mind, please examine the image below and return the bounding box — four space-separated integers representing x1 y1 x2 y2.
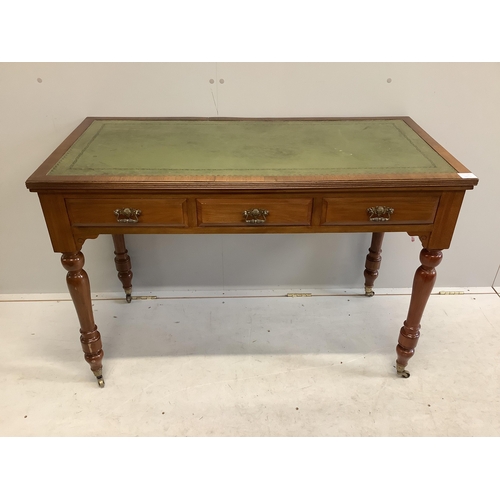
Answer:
26 117 478 387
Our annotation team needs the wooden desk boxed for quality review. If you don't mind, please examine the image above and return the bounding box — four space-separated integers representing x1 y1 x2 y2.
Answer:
26 117 478 387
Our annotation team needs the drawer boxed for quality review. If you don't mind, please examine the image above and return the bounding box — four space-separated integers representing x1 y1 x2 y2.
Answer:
197 198 313 226
321 192 440 225
66 198 187 227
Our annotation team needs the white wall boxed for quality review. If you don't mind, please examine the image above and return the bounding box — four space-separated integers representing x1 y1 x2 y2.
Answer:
1 62 498 294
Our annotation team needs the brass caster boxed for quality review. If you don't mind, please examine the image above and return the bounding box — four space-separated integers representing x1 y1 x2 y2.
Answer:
364 286 375 297
94 369 105 387
396 364 410 378
126 294 132 303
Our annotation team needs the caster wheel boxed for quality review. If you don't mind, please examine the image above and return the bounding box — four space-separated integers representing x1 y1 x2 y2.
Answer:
365 291 375 297
396 363 410 378
97 378 105 388
126 294 132 303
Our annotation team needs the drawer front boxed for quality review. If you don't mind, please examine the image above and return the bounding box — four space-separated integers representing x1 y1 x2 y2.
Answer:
197 198 313 226
66 198 187 227
322 193 440 225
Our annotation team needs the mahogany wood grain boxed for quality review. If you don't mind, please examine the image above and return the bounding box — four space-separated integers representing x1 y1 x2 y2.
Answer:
396 248 443 376
38 194 78 252
112 234 133 301
61 252 104 384
196 197 313 226
364 232 384 296
426 191 466 249
66 197 187 227
321 192 440 225
70 223 437 242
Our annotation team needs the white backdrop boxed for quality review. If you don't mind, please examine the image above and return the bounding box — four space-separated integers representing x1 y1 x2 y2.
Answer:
1 62 498 294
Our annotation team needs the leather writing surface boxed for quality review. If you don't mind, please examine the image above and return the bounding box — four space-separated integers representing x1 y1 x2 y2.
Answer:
48 119 456 177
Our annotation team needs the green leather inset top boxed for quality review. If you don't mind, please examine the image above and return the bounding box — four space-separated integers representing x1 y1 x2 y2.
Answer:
48 119 456 176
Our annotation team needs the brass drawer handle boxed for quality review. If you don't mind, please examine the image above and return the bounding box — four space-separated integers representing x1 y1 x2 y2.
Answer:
114 207 142 223
367 206 394 222
243 208 269 224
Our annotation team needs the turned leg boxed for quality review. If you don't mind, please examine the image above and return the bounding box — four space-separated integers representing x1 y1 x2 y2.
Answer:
112 234 133 303
61 252 105 387
364 232 384 296
396 248 443 378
